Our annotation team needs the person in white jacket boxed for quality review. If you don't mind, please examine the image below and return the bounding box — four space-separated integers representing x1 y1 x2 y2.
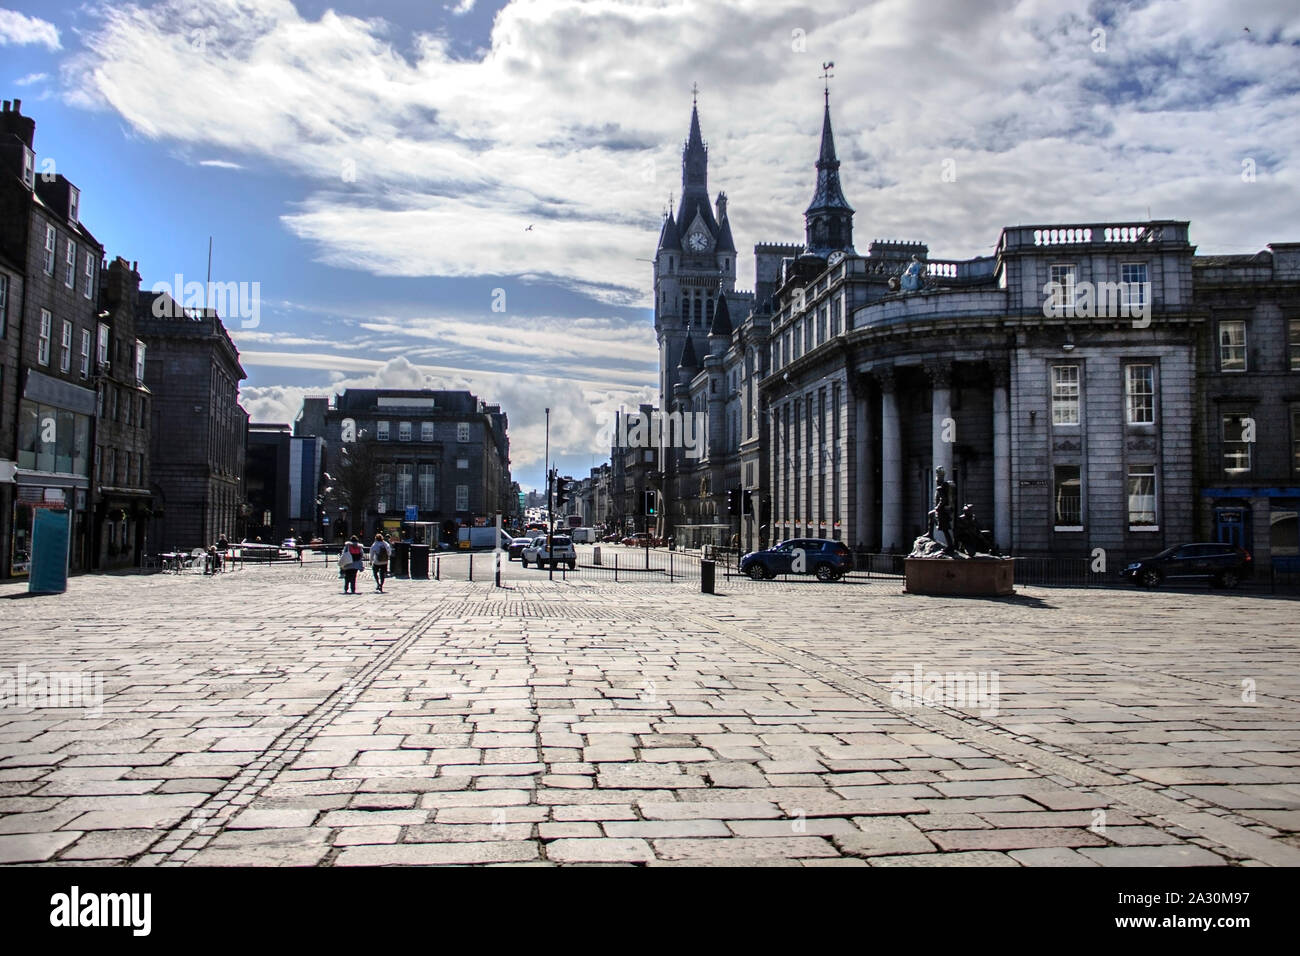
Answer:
340 535 365 594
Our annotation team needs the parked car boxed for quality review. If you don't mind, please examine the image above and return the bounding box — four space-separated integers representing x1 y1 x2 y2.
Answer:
1121 542 1253 589
621 533 660 547
507 536 533 561
740 538 853 582
521 535 577 569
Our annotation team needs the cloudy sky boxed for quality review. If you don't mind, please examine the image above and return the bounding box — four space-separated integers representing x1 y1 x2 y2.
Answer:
3 0 1298 491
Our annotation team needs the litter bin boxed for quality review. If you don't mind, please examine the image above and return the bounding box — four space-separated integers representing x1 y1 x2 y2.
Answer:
391 541 410 578
408 544 429 580
701 558 715 594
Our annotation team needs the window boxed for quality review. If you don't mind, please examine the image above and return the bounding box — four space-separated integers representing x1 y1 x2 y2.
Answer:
135 341 146 384
1222 414 1252 474
457 422 470 442
420 421 434 442
22 147 34 189
456 458 468 469
97 323 110 367
418 465 436 510
0 273 7 335
398 421 412 442
1128 466 1157 529
1121 263 1148 307
59 320 72 372
1294 408 1300 475
395 464 413 509
44 225 56 275
1219 320 1246 371
80 330 91 378
455 484 469 511
1053 465 1082 530
38 310 51 365
376 420 390 441
110 386 118 422
68 186 80 224
1051 365 1079 425
123 390 131 426
1125 364 1155 424
83 253 94 300
1049 264 1076 308
1290 319 1300 372
65 240 76 289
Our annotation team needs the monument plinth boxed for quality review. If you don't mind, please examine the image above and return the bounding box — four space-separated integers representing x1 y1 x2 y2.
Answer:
903 468 1014 597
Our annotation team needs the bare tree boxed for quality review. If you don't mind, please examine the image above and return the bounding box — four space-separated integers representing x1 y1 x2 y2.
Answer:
334 438 378 537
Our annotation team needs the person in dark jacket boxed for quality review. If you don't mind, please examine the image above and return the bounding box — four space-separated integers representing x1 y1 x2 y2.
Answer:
370 533 391 592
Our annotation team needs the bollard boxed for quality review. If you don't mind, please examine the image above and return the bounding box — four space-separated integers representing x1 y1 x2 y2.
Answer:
701 558 715 594
469 554 473 582
593 546 601 566
435 556 440 581
614 552 618 583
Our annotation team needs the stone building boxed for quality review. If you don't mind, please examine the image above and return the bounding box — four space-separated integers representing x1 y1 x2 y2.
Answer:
136 293 248 552
1191 245 1300 568
245 422 323 543
650 89 1300 566
93 258 153 569
0 99 102 576
653 98 795 551
317 389 511 541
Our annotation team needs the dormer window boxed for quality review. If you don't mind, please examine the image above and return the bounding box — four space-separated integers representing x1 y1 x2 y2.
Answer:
68 186 80 224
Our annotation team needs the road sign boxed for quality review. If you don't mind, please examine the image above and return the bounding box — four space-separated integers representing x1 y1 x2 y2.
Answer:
405 505 419 521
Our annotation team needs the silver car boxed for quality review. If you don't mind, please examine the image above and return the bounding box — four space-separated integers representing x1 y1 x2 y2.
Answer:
521 534 577 569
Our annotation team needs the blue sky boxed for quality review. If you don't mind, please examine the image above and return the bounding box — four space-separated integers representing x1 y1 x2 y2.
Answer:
3 0 1298 493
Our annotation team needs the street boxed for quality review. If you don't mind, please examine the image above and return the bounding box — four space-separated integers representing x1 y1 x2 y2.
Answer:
0 564 1297 866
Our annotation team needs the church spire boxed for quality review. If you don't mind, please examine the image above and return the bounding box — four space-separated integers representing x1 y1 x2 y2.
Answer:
804 68 854 257
682 86 707 193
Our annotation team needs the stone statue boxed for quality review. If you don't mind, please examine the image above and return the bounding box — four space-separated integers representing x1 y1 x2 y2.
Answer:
899 255 924 292
954 503 999 557
925 466 955 551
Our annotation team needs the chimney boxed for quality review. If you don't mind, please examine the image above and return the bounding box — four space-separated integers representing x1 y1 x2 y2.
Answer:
0 98 35 148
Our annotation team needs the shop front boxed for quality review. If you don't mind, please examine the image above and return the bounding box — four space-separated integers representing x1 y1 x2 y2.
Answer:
11 371 95 576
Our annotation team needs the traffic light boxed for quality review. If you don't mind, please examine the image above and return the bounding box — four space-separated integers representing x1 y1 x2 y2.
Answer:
741 490 753 517
726 489 741 515
555 476 571 511
644 490 657 516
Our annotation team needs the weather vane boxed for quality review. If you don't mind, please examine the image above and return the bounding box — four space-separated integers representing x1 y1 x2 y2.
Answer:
691 81 699 105
821 61 834 102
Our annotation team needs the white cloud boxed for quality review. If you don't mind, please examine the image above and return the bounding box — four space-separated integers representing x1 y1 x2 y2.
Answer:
239 355 656 471
199 158 243 169
15 71 48 86
447 0 477 15
0 9 60 50
63 0 1300 298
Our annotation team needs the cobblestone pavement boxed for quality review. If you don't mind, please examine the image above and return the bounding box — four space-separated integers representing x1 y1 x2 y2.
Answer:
1 564 1297 867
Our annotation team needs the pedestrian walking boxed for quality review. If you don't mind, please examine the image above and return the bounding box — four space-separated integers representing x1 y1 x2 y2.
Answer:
340 535 364 594
370 533 391 592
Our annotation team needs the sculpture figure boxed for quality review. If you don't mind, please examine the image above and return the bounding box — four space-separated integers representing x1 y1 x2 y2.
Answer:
899 255 925 292
954 503 999 557
925 466 955 551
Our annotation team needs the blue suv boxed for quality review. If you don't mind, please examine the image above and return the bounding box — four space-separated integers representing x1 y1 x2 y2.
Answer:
740 538 853 582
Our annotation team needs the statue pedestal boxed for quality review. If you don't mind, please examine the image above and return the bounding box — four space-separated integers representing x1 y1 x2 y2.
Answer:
904 556 1015 597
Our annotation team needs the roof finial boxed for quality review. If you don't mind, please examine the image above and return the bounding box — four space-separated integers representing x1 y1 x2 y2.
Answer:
691 81 699 105
821 61 834 104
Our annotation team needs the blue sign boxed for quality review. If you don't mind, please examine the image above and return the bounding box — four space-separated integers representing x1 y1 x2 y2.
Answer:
29 507 70 595
405 506 419 521
322 516 330 524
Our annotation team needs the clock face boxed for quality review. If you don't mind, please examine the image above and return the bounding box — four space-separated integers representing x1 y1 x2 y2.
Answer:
687 231 708 252
827 250 846 266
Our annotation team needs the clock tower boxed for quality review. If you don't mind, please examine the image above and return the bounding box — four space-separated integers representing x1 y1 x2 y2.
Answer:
803 88 855 259
654 93 737 411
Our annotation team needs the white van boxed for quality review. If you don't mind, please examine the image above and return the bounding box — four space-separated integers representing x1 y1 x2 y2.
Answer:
570 527 598 544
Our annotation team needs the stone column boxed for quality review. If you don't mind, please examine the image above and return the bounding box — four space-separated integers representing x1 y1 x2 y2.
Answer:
852 374 876 550
927 361 954 481
876 367 903 552
991 360 1012 552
